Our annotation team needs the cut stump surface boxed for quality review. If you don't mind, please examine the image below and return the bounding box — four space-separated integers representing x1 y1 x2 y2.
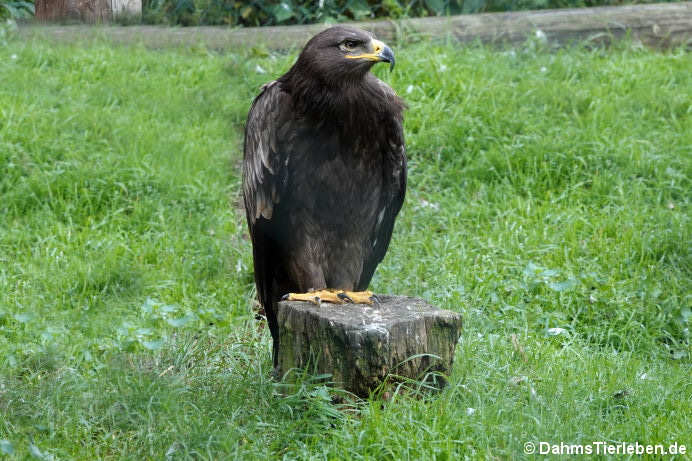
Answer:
276 295 462 397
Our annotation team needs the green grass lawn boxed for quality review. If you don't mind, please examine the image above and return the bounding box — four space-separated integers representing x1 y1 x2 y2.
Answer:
0 32 690 459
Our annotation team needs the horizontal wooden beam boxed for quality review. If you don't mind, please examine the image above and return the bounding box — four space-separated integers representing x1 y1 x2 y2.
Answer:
19 2 692 50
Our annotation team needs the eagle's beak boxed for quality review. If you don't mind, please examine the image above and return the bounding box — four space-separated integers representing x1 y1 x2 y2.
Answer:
377 42 396 72
346 38 396 71
371 39 395 71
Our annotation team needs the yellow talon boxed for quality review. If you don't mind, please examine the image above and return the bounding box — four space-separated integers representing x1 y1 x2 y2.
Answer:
283 289 375 305
339 289 375 304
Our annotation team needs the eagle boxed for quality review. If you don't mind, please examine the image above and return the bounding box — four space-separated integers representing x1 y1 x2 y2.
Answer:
242 26 407 365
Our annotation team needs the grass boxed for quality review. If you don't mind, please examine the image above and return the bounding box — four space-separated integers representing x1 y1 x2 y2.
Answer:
0 30 690 459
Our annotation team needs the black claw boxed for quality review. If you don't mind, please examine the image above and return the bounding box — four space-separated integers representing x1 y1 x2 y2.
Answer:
337 292 354 303
370 294 381 306
281 293 290 301
313 296 321 305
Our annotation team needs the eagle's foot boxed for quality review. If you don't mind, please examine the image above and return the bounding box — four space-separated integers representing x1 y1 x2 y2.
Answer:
281 289 375 306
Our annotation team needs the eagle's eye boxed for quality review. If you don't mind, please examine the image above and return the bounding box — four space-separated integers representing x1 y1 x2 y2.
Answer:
340 40 359 52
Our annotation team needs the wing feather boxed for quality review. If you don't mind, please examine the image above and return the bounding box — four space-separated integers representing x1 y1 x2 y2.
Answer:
242 81 292 223
242 81 295 362
357 104 407 290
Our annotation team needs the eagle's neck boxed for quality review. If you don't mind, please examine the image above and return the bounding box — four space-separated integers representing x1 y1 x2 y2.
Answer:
280 70 402 137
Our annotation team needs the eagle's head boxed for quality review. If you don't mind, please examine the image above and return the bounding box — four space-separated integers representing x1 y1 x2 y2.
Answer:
293 26 395 84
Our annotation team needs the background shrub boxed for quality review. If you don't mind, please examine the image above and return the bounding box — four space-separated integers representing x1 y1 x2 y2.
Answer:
1 0 681 26
141 0 680 26
0 0 34 20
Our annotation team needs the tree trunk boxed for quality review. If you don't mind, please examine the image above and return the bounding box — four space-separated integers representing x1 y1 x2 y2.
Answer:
35 0 141 23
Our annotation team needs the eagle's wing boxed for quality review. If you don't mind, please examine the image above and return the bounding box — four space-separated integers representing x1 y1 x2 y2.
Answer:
242 81 294 353
357 83 407 290
242 81 292 224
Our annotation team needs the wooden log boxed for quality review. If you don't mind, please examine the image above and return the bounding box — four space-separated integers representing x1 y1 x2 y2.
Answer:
35 0 140 23
386 2 692 48
276 295 462 397
20 3 692 49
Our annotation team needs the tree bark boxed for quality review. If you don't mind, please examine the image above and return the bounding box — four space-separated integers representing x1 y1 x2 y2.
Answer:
34 0 140 23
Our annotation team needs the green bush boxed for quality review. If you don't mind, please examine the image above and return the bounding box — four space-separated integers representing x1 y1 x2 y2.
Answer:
142 0 677 26
142 0 403 26
0 0 680 26
0 0 34 20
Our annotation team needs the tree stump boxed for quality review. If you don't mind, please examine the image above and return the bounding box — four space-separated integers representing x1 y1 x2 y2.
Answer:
276 295 462 397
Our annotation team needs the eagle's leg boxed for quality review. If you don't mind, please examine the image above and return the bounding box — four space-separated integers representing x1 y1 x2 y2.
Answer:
282 289 375 305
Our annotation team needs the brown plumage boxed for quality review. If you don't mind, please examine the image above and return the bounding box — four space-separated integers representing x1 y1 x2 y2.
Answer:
242 26 407 366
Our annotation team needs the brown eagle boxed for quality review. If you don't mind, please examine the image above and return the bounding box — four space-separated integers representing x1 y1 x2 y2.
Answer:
242 26 406 365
